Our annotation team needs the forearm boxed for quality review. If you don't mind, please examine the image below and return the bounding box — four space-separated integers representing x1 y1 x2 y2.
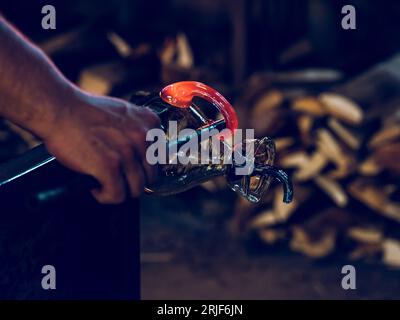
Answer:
0 16 160 204
0 16 80 138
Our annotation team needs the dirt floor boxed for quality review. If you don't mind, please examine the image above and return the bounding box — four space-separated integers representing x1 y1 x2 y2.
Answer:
140 189 400 300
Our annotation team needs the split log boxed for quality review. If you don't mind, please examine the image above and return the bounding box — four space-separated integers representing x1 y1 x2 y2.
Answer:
319 93 363 125
348 179 400 222
292 96 326 116
314 175 348 207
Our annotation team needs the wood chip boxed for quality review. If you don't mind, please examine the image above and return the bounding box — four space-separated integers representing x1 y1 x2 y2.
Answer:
290 227 336 258
294 151 328 182
275 137 295 152
274 187 299 221
369 125 400 149
77 62 126 95
250 188 298 229
347 227 383 244
348 179 400 222
160 38 176 65
383 239 400 268
250 209 277 228
176 33 194 69
78 73 111 95
249 185 311 230
252 90 283 116
107 32 133 57
319 93 363 125
349 243 382 261
316 129 355 178
279 151 309 168
279 38 312 65
358 156 382 176
292 96 326 116
39 28 83 55
316 129 343 157
373 142 400 174
314 175 348 207
328 118 361 150
297 114 313 145
160 33 194 69
258 229 286 245
348 179 383 209
289 208 352 258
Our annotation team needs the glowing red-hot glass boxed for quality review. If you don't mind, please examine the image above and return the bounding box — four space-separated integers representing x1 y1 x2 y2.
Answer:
160 81 239 135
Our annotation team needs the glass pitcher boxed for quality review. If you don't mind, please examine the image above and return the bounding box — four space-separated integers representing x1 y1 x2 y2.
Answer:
131 81 293 203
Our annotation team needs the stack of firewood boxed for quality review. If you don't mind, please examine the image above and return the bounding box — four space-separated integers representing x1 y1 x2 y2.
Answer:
229 58 400 268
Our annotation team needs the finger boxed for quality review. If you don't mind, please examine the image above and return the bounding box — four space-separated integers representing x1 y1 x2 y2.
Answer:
100 132 147 198
105 133 149 196
128 129 157 185
91 153 127 204
142 107 161 128
91 173 126 204
124 157 146 198
141 158 157 186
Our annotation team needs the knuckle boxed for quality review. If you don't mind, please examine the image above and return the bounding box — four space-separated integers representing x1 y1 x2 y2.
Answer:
131 127 147 145
138 125 148 137
146 111 161 127
98 192 125 204
139 106 152 115
120 140 133 160
139 107 160 126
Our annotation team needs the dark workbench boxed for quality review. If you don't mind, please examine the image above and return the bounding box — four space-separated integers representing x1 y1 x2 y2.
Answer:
0 159 140 299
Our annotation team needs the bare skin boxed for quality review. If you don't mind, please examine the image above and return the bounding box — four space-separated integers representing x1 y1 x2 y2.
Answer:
0 16 160 204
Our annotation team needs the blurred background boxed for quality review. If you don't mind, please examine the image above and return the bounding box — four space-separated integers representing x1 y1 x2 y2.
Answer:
1 0 400 299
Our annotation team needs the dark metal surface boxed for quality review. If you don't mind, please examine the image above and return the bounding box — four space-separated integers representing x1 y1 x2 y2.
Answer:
0 144 54 187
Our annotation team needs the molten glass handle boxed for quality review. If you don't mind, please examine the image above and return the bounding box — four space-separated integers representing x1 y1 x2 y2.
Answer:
160 81 238 133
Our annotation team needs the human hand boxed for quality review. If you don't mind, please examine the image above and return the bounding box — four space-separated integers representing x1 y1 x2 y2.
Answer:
41 90 160 204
